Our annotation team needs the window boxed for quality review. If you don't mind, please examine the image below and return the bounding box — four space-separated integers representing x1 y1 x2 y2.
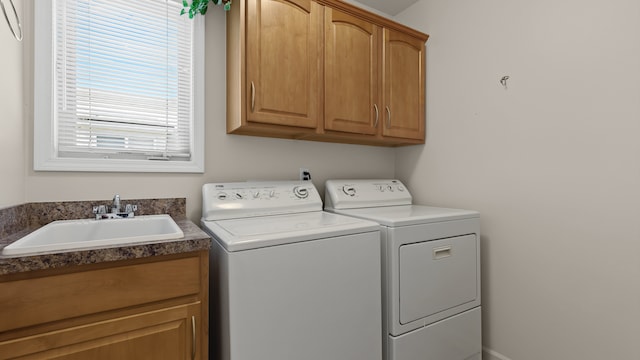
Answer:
34 0 204 172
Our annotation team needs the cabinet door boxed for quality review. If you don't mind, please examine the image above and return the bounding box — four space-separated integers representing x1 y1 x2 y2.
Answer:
246 0 320 128
0 303 202 360
382 28 425 140
324 8 380 135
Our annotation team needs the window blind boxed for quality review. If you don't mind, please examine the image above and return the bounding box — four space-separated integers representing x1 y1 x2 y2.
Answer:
54 0 195 161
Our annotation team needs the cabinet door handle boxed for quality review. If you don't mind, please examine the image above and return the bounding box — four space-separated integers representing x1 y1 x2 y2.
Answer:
191 315 196 360
373 104 379 128
250 81 255 112
385 106 391 128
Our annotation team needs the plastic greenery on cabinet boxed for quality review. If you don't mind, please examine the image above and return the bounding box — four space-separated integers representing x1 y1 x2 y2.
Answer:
181 0 232 18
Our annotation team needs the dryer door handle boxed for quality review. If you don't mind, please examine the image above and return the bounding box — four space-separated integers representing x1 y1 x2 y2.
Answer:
433 246 452 260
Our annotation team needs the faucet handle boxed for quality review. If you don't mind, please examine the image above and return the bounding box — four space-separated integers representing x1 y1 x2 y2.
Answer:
93 205 107 214
124 204 138 214
93 205 107 219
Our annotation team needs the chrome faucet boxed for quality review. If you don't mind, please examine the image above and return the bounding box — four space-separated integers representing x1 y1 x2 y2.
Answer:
112 194 121 213
93 194 138 219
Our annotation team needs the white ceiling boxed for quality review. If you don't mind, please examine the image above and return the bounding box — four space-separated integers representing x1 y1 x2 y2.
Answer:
354 0 420 16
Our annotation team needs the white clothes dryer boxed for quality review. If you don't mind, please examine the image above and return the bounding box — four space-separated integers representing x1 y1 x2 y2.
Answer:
201 181 382 360
325 179 482 360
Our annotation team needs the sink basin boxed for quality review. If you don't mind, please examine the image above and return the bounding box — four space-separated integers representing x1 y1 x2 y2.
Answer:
1 215 184 257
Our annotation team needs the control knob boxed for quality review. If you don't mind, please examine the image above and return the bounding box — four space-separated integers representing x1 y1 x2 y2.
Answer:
293 186 309 199
342 185 356 197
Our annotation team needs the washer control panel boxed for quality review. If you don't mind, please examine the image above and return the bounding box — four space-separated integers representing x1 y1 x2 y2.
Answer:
202 181 321 220
325 179 412 210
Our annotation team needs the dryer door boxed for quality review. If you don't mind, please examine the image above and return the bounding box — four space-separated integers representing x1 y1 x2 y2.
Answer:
399 234 478 324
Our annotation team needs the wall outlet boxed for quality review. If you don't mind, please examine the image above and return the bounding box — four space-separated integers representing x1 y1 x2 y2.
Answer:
299 168 311 181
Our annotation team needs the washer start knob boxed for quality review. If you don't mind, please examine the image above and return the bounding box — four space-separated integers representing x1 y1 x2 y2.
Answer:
342 186 356 197
293 186 309 199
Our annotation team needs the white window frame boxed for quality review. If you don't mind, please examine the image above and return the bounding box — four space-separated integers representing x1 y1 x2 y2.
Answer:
34 0 205 173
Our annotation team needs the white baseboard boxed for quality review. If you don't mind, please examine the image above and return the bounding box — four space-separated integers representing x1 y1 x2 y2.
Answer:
483 347 513 360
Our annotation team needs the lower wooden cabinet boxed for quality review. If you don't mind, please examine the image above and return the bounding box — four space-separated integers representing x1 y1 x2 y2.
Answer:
1 303 201 360
0 251 208 360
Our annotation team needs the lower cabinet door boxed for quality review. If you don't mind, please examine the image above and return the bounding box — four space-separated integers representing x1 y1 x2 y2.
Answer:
0 303 201 360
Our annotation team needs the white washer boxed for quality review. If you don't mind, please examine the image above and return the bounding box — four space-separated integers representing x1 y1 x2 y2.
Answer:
325 179 482 360
201 181 382 360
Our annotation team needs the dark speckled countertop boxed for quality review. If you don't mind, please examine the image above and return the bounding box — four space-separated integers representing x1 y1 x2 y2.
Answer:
0 198 211 275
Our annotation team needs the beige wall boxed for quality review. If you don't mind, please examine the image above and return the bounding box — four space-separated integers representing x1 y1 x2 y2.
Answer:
19 3 395 222
12 0 640 358
0 0 25 208
394 0 640 359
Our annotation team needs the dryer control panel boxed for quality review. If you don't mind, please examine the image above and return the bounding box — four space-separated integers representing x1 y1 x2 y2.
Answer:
202 181 322 220
324 179 413 210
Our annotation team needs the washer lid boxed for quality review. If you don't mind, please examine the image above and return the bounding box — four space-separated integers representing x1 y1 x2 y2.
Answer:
201 211 378 251
330 205 479 227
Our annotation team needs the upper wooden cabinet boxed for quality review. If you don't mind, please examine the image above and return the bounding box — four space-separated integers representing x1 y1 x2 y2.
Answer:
324 7 379 136
226 0 429 146
245 0 320 128
228 0 321 138
382 28 426 141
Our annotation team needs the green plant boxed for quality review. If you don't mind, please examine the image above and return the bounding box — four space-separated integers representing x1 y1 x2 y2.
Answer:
181 0 232 18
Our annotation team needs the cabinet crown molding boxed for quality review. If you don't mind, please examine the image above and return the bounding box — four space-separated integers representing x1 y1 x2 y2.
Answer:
315 0 429 41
